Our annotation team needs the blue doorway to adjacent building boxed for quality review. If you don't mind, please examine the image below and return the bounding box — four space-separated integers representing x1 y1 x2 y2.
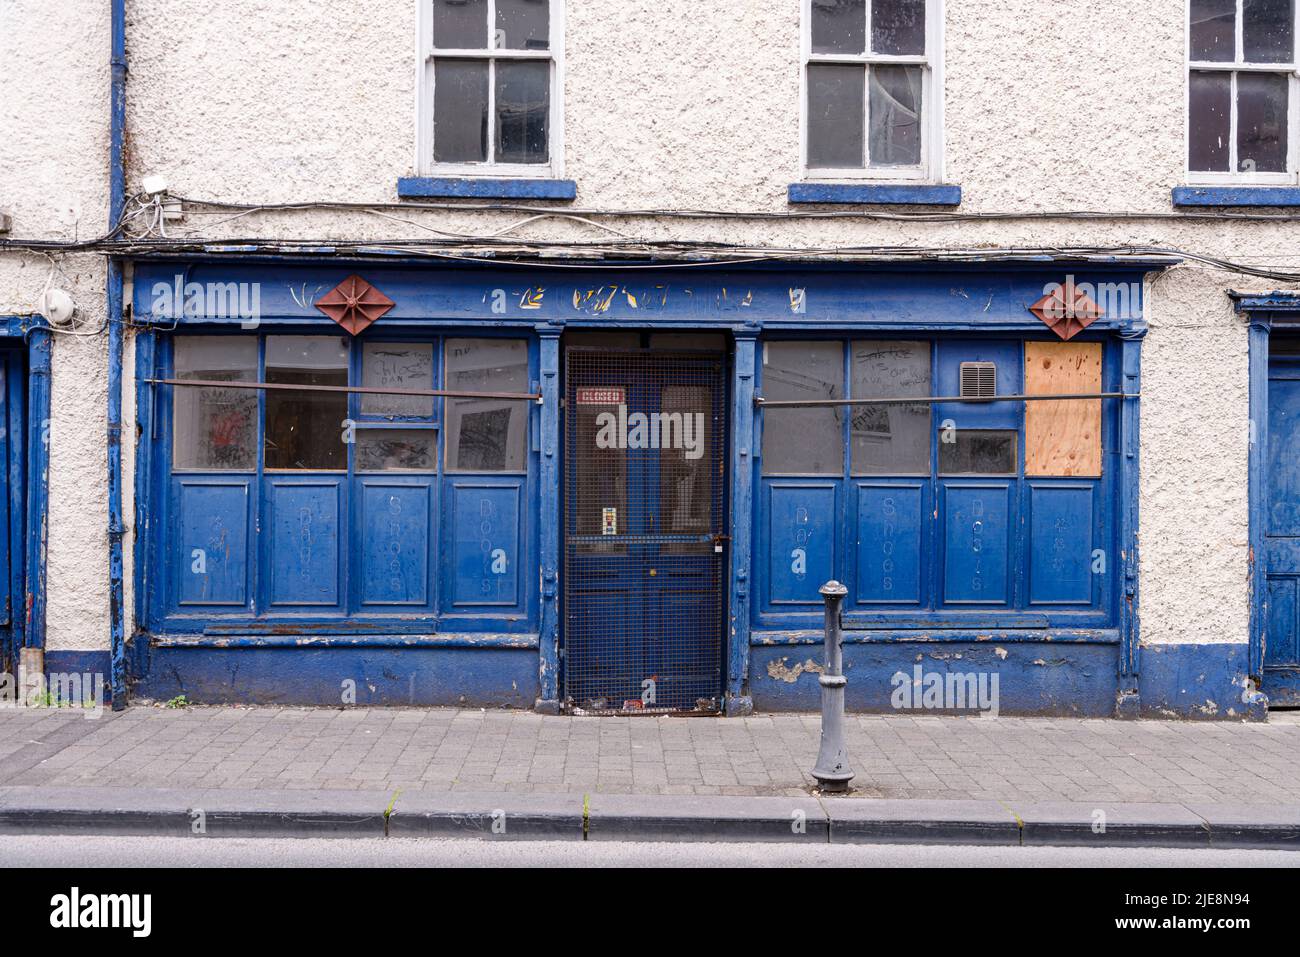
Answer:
562 343 729 714
1262 334 1300 705
0 346 27 673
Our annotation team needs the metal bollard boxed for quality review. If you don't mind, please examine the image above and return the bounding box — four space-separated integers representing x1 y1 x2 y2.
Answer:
811 580 854 793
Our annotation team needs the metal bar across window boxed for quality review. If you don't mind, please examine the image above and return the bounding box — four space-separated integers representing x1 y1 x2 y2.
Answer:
755 392 1139 408
147 378 542 403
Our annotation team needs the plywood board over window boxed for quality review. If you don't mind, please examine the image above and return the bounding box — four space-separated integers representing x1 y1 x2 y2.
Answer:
1025 341 1102 477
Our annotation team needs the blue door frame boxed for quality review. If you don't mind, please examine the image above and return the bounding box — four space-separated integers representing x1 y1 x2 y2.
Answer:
0 318 52 673
128 258 1160 714
1239 293 1300 709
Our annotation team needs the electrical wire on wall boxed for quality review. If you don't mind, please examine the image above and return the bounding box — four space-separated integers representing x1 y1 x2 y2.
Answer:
6 190 1300 286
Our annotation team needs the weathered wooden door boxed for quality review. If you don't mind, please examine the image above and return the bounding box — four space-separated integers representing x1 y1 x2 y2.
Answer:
1263 345 1300 704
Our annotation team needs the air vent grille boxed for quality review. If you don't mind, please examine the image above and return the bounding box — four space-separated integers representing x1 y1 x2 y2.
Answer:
959 362 997 399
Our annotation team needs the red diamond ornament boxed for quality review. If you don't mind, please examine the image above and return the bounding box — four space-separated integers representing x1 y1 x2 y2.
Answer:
1029 281 1105 341
315 275 395 335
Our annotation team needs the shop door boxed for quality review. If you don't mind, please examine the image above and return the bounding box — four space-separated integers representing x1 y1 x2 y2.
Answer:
1263 343 1300 705
0 351 21 671
563 350 727 713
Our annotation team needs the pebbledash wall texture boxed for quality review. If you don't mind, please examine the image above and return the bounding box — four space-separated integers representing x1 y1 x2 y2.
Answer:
0 0 1294 718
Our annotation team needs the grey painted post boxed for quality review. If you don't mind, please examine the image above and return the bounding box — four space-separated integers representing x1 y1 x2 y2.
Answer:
812 580 853 792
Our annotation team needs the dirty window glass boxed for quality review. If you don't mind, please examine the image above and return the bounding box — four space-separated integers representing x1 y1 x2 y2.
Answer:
811 0 865 54
1191 0 1236 60
434 59 489 163
808 64 866 169
173 337 258 471
851 341 931 475
938 430 1018 476
496 0 549 50
264 336 349 471
1237 71 1289 172
356 429 438 472
495 60 550 164
1243 0 1295 63
445 339 530 472
433 0 488 48
1189 70 1232 171
361 342 435 419
871 0 926 55
868 65 923 166
762 341 845 476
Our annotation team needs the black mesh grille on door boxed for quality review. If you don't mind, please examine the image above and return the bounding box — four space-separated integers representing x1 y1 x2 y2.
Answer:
563 350 728 714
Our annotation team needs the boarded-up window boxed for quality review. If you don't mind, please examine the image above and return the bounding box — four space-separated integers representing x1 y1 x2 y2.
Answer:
1024 341 1102 477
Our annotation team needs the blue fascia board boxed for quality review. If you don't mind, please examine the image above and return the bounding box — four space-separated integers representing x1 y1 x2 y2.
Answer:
398 177 577 200
132 258 1166 330
1173 185 1300 207
788 183 962 206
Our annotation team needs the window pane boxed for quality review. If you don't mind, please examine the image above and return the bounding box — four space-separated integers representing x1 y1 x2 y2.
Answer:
1244 0 1295 62
939 431 1017 476
1190 0 1236 61
1189 69 1232 171
434 59 489 163
761 341 844 476
445 339 530 472
496 0 549 50
1238 71 1290 172
869 65 923 166
851 341 931 475
807 64 866 169
495 60 550 164
811 0 866 54
264 336 349 471
361 343 434 419
173 337 258 471
356 430 437 472
871 0 926 55
433 0 487 48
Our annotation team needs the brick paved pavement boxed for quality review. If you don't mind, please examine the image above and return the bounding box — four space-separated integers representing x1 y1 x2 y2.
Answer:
1 707 1298 804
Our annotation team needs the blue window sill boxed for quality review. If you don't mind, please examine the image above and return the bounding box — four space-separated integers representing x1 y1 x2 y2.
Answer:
788 183 962 206
1172 185 1300 207
398 177 577 201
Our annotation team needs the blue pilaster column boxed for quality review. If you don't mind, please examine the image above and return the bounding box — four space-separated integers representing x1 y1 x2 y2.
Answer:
726 330 758 716
535 324 563 714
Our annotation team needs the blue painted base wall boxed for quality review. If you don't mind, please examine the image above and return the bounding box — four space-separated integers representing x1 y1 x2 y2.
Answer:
750 641 1268 720
118 641 1264 718
130 647 538 708
751 642 1119 717
1137 643 1265 721
43 651 114 704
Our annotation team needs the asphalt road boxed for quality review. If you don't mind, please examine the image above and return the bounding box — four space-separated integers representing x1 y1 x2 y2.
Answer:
2 835 1297 867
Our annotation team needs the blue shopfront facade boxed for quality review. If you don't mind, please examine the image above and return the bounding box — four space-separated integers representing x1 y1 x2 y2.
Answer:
127 255 1196 717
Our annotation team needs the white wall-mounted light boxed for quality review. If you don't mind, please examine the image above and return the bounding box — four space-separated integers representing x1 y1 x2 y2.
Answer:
40 289 77 326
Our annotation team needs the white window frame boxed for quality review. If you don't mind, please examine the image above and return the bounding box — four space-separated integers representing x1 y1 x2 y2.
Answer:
416 0 565 179
1186 0 1300 185
799 0 944 183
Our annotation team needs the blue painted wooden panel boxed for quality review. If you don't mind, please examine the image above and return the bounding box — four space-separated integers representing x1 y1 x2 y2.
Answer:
449 480 521 607
175 479 251 608
767 482 837 605
855 482 924 605
1265 577 1297 667
941 482 1011 605
935 340 1022 430
1267 376 1300 536
358 480 432 607
1027 483 1095 606
267 479 343 608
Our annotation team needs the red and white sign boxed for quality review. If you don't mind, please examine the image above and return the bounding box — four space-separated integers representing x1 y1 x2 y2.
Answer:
576 387 625 406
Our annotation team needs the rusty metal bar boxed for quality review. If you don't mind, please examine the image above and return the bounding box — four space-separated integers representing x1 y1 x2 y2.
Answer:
145 378 542 403
755 392 1137 408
